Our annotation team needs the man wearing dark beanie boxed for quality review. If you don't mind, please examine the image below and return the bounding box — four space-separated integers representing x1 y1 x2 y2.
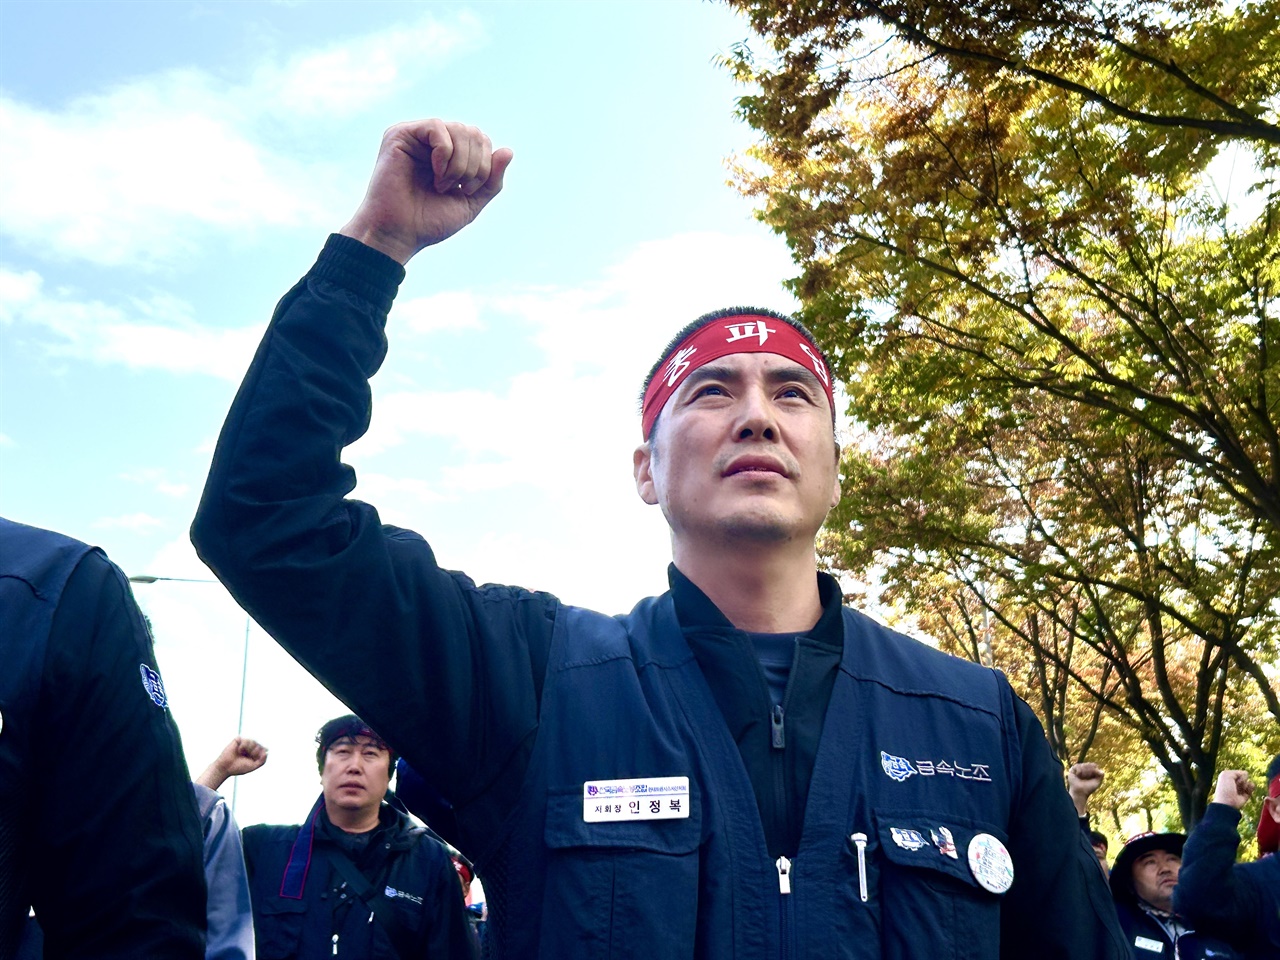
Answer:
193 119 1126 959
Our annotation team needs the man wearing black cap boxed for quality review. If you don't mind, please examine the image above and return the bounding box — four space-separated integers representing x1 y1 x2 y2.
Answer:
193 119 1126 958
1109 831 1240 959
235 715 475 959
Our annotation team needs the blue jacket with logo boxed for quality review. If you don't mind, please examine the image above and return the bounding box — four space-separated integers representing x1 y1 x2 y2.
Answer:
241 801 475 959
0 517 206 959
471 595 1124 958
192 235 1127 959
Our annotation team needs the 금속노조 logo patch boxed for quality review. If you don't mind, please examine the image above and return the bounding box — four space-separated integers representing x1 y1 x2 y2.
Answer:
139 663 168 708
890 827 930 851
880 750 993 783
881 751 917 782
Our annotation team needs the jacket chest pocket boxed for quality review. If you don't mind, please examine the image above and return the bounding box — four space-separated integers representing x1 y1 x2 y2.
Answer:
364 884 426 960
868 809 1007 960
253 896 307 960
540 788 702 959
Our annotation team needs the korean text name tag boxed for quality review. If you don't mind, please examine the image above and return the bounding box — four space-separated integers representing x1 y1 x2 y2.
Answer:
583 776 690 822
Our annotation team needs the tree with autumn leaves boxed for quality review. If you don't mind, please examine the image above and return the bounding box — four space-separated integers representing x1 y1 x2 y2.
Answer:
726 0 1280 829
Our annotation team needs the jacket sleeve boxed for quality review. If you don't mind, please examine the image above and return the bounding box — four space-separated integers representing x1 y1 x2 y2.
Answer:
32 552 207 959
191 235 557 843
194 784 256 960
1173 802 1259 934
998 697 1128 959
424 846 480 960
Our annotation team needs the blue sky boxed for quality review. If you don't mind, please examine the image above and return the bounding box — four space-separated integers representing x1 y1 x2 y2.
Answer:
0 0 801 825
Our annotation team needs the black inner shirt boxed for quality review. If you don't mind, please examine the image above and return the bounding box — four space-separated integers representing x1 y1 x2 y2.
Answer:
669 565 845 860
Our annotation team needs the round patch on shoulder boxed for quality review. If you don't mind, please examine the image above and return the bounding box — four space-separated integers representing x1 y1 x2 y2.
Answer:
967 832 1014 894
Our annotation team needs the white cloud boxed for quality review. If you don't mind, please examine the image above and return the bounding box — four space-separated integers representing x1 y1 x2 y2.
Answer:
93 512 165 532
399 291 485 335
350 472 449 506
437 460 524 493
120 468 192 499
0 433 14 447
140 534 225 584
0 268 41 321
0 266 260 379
93 321 261 381
0 13 484 266
252 15 484 119
0 92 324 267
352 387 512 459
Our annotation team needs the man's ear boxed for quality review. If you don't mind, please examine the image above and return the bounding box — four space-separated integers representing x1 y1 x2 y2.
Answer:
634 443 658 505
1267 795 1280 824
830 442 843 509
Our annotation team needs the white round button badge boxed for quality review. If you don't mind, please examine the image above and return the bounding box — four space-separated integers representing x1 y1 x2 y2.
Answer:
967 832 1014 894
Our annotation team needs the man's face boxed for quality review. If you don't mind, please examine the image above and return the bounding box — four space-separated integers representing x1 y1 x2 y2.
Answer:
1092 842 1109 877
633 352 840 549
321 735 391 819
1131 848 1180 911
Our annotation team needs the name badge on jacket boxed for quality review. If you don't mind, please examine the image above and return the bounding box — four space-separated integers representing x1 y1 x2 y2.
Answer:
583 777 690 822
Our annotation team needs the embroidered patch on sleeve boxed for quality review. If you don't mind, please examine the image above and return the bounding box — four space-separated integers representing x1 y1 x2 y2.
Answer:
139 663 168 708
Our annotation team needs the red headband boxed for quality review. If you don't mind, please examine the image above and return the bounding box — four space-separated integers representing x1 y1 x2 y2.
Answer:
641 314 833 439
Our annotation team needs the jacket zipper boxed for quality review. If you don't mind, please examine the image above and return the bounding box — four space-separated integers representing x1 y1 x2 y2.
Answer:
776 855 794 960
770 641 799 849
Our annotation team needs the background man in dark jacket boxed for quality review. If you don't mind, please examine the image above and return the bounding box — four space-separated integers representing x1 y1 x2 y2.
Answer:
1173 766 1280 960
1109 831 1241 959
230 715 474 960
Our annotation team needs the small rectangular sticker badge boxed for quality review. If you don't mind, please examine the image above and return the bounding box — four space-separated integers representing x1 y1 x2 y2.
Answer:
583 776 690 822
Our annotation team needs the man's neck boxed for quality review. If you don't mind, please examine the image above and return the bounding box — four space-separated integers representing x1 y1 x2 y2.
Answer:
673 541 823 633
1138 896 1176 919
325 803 381 835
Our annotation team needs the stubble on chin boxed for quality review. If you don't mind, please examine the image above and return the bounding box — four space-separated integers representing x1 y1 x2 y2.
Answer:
713 510 797 546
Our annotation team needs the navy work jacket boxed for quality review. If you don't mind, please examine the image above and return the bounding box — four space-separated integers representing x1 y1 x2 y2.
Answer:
474 593 1096 959
0 520 93 951
1 517 206 959
242 801 475 960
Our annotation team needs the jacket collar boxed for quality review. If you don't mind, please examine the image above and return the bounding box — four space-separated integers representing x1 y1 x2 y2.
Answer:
668 563 844 649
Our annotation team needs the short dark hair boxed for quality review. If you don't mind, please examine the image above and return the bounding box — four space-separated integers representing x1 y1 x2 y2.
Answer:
315 714 398 776
639 307 834 446
1089 830 1108 851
